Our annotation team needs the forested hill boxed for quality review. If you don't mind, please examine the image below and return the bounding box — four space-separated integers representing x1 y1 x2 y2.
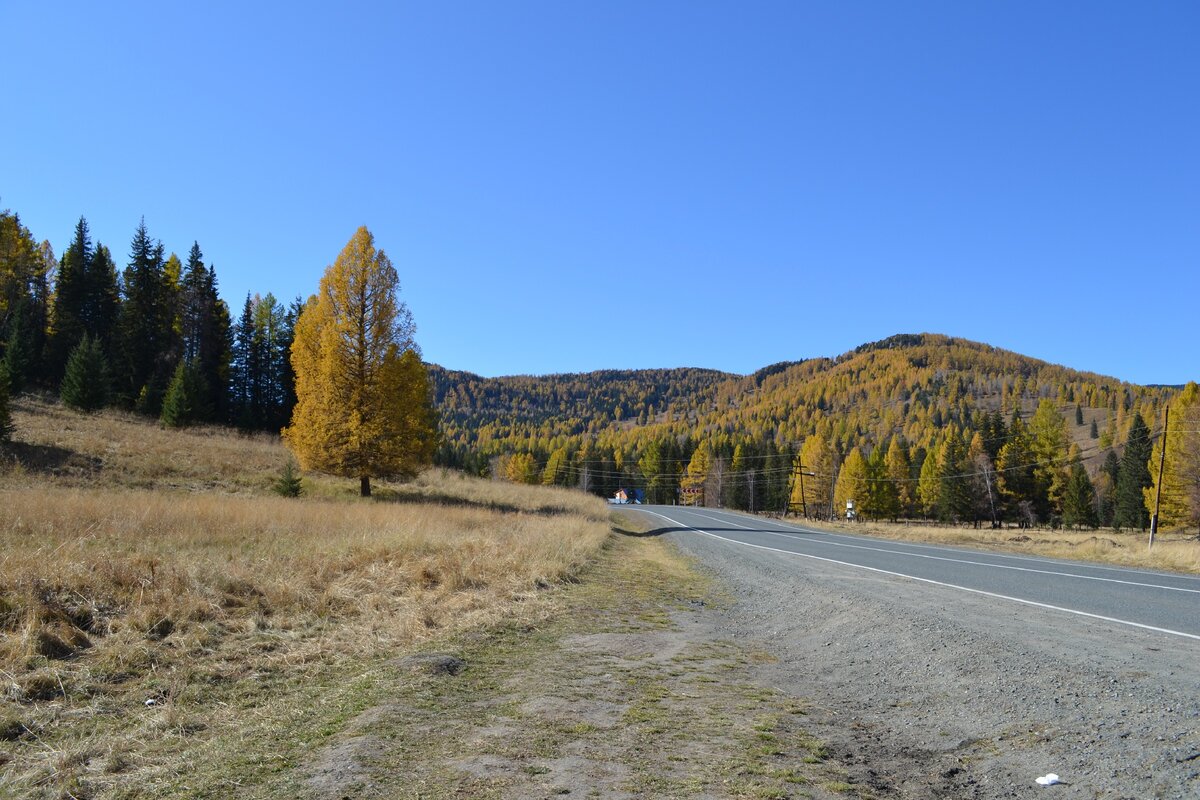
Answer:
434 334 1169 464
429 365 737 452
432 333 1190 530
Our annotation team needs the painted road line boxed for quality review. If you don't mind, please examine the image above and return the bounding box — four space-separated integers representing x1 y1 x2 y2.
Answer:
679 509 1200 595
637 508 1200 643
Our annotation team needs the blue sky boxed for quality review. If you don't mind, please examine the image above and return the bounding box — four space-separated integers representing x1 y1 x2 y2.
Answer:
3 2 1197 384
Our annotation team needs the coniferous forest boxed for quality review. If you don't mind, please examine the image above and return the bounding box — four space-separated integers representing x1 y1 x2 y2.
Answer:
1 210 300 433
2 206 1197 531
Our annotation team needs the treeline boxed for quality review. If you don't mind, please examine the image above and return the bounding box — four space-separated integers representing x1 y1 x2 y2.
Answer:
434 335 1198 531
0 209 299 431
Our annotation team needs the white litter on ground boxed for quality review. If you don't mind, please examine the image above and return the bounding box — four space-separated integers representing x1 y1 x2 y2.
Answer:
1035 773 1061 786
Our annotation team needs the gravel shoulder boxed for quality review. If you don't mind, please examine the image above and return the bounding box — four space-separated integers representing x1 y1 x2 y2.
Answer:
660 521 1200 799
289 526 876 800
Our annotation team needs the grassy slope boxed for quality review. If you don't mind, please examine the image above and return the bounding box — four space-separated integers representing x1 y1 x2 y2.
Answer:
0 396 609 798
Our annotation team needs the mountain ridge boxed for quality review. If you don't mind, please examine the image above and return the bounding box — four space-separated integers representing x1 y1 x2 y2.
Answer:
430 332 1176 479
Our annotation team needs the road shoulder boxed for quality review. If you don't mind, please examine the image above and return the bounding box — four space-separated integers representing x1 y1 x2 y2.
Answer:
283 515 877 799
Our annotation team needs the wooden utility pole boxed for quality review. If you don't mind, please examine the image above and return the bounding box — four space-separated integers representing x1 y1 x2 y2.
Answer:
782 456 816 519
1149 405 1169 550
798 464 808 519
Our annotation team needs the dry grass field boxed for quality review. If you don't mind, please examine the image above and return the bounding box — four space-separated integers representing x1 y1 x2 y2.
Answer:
0 395 611 798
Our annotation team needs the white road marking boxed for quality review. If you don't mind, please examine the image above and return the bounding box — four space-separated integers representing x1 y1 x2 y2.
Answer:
679 509 1200 595
638 509 1200 643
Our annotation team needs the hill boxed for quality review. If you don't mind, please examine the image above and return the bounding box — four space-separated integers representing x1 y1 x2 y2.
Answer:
432 333 1182 526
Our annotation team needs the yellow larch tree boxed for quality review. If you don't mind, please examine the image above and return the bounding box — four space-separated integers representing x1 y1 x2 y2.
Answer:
283 227 437 496
792 436 835 518
833 447 869 519
1145 382 1200 530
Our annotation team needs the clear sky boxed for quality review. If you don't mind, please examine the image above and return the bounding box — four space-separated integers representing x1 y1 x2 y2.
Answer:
3 2 1197 385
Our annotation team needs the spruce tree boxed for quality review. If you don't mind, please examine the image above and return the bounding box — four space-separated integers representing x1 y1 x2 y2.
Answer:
1113 413 1153 530
231 294 257 426
47 219 120 380
60 335 110 412
179 243 232 422
46 217 93 378
1075 404 1084 426
1 298 35 393
86 244 121 350
160 359 210 428
935 435 973 522
116 219 176 412
273 460 304 497
1097 449 1121 527
1062 462 1099 529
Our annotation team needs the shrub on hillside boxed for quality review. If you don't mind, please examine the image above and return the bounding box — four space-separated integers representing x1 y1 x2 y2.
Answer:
273 460 304 497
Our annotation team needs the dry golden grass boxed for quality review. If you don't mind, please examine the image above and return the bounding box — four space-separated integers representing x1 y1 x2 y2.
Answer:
0 395 611 798
5 394 286 493
821 518 1200 574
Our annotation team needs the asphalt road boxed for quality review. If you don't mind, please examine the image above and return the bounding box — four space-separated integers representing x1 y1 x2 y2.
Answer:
619 505 1200 797
628 505 1200 641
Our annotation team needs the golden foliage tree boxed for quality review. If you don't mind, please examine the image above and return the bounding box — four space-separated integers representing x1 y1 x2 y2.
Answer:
283 227 436 496
793 436 835 518
1145 382 1200 530
833 447 868 519
681 443 712 506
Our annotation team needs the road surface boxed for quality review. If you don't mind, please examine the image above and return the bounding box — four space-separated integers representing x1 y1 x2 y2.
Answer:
622 505 1200 798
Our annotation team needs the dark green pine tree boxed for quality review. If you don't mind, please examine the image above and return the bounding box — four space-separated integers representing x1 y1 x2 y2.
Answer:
1097 449 1120 527
179 243 233 422
273 460 304 497
1 298 36 393
87 244 122 349
1113 413 1153 531
1062 462 1099 530
117 219 177 413
231 294 260 427
0 212 52 390
1089 419 1099 439
1075 404 1084 426
47 219 121 382
60 335 110 412
277 296 304 428
46 217 93 379
160 358 210 428
936 435 974 522
982 410 1007 461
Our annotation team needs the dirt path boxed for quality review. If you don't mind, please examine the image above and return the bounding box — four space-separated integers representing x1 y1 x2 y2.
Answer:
291 529 877 800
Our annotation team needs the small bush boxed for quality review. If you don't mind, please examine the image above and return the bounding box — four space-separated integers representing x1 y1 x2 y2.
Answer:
273 460 304 497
